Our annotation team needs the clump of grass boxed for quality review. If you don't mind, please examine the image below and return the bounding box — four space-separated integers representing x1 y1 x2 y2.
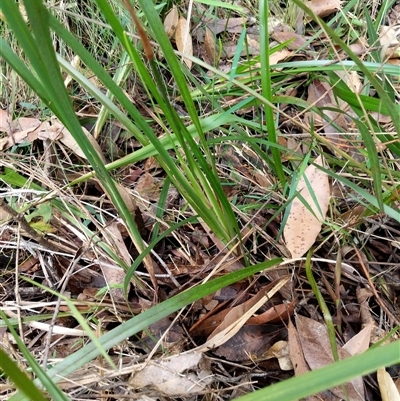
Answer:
0 0 399 400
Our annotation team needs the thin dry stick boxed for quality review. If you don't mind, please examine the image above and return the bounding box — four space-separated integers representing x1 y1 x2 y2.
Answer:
353 246 400 327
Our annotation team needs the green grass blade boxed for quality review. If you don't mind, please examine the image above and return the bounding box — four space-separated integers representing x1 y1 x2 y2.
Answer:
0 348 50 401
305 253 339 361
353 119 384 212
290 0 400 134
9 258 282 400
2 0 147 257
0 312 69 401
259 0 286 184
234 340 400 401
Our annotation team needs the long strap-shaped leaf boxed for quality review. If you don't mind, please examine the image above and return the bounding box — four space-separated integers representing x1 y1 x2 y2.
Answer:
0 1 147 264
8 258 282 401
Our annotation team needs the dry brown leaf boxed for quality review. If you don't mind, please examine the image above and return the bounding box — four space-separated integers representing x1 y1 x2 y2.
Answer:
164 5 179 38
175 17 193 69
11 117 41 132
98 256 127 302
380 25 400 59
204 27 216 65
270 49 292 65
104 222 132 266
296 315 365 400
214 324 284 362
0 109 9 131
288 320 310 376
378 368 400 401
246 301 295 325
305 0 342 18
0 118 53 150
342 323 373 355
284 155 330 258
135 172 160 202
197 277 289 352
288 321 329 401
305 80 348 133
335 70 362 94
263 340 293 370
41 121 106 162
129 352 212 395
190 305 230 337
0 206 12 222
206 17 247 35
272 26 310 50
208 278 289 341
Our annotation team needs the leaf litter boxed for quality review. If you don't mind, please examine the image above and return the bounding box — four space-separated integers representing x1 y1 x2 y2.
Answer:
1 1 400 400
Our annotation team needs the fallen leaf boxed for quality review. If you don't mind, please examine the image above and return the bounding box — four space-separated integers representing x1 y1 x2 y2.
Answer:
263 340 293 370
288 320 309 375
129 352 212 395
214 324 285 362
206 17 248 35
164 5 178 38
135 172 160 201
198 277 289 351
380 25 400 60
204 27 217 65
288 321 327 401
269 49 292 65
105 222 132 267
0 109 9 131
272 25 310 50
284 155 330 258
305 0 342 18
305 79 348 134
0 119 50 151
246 301 295 325
175 17 193 69
378 368 400 401
342 323 372 355
296 315 365 400
40 121 106 163
208 278 289 341
11 117 41 132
